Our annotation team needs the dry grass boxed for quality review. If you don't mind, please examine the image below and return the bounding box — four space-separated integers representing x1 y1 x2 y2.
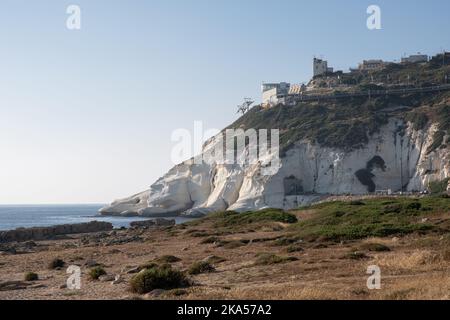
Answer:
0 202 448 300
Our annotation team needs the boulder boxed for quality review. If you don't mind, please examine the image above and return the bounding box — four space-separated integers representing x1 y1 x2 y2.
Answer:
98 275 115 282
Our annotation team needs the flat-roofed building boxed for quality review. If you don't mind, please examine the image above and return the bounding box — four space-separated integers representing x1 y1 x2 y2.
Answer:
401 54 428 64
261 82 290 107
358 59 385 71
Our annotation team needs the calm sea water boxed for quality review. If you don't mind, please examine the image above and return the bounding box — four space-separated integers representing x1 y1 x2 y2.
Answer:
0 205 193 231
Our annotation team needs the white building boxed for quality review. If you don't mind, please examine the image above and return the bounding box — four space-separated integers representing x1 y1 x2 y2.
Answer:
401 54 428 64
358 59 385 71
313 58 333 77
261 82 290 107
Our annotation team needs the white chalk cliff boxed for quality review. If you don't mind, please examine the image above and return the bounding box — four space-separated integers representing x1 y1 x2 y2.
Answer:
100 117 450 217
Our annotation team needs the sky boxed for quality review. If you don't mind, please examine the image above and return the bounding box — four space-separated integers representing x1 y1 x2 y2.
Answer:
0 0 449 204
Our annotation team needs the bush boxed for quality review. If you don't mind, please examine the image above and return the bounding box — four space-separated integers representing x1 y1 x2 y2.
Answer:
406 202 422 211
203 255 226 264
200 236 220 244
429 178 450 194
129 265 188 294
48 258 65 270
212 209 298 227
89 266 107 280
286 244 304 253
349 200 365 206
24 272 38 281
155 255 181 264
360 243 391 252
343 251 369 260
273 237 299 246
138 262 160 271
254 253 298 266
291 197 449 241
188 261 215 275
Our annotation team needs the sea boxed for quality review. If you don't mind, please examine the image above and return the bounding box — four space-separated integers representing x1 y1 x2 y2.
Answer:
0 205 194 231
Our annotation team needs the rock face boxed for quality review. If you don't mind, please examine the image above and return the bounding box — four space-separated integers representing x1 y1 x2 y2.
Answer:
0 221 113 243
100 118 450 217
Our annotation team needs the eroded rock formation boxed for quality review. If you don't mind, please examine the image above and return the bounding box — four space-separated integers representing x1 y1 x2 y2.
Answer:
100 118 450 217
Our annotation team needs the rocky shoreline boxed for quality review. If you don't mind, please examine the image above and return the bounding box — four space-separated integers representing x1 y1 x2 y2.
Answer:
0 219 176 245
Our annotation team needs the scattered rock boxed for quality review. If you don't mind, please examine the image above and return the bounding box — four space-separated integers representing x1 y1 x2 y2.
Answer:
112 274 123 285
144 289 166 298
124 266 141 274
99 275 115 282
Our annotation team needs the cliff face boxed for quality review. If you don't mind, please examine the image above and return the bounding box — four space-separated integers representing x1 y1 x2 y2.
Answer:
100 118 450 217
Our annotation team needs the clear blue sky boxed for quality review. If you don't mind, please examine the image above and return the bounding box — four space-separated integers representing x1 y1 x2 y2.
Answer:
0 0 449 204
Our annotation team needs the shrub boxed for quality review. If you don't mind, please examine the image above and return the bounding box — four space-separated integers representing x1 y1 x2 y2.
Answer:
138 262 159 271
129 265 188 294
406 202 422 211
200 236 220 244
24 272 38 281
212 209 298 227
188 261 215 275
343 251 369 260
349 200 365 206
360 243 391 252
220 240 249 249
286 244 304 253
254 253 298 266
48 258 65 270
170 289 188 296
155 255 181 264
89 266 107 280
383 204 402 214
203 255 226 264
273 237 299 246
429 178 450 194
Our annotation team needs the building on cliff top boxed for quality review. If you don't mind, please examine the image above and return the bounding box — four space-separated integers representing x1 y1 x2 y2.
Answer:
313 57 333 77
401 53 428 64
261 82 290 108
358 59 386 71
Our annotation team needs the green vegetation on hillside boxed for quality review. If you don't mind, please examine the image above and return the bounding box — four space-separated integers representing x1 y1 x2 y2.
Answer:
229 60 450 154
428 178 450 194
207 209 298 228
129 264 188 294
290 197 450 241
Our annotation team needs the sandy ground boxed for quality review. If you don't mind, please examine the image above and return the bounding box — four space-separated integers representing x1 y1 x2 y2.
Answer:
0 214 449 300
